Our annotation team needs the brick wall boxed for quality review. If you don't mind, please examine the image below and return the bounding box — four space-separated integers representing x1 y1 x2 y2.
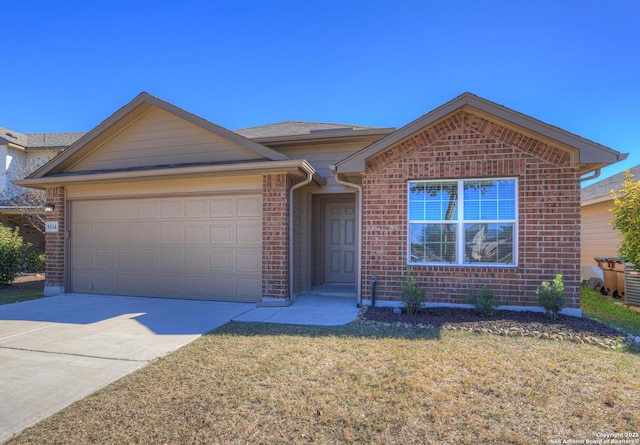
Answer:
44 186 66 295
262 173 290 300
361 111 581 309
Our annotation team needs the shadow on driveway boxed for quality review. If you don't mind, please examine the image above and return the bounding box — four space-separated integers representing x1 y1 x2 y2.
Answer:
0 293 256 335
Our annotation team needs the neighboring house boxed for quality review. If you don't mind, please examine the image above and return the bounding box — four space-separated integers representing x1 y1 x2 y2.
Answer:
0 127 84 249
580 164 640 280
16 92 626 315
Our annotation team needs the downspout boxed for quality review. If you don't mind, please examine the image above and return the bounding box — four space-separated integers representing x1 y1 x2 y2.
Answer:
329 165 363 306
289 170 314 303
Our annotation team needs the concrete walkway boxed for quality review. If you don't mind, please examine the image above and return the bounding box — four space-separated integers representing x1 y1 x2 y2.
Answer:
234 293 361 325
0 293 359 443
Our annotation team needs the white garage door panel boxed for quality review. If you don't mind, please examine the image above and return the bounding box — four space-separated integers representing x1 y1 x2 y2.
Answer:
71 195 262 302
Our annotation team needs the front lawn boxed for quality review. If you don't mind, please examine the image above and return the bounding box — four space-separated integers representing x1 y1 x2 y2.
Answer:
0 274 45 306
7 322 639 445
581 287 640 336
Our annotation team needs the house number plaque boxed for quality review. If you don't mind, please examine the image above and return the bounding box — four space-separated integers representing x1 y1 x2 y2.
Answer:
45 221 59 233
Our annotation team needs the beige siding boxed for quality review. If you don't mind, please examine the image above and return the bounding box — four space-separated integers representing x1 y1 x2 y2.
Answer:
68 108 264 172
581 200 621 278
66 175 262 199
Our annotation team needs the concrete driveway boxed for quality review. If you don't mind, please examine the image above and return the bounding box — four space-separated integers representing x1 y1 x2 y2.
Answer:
0 293 254 443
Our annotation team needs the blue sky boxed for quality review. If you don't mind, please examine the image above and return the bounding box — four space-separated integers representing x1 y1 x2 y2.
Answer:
2 0 638 185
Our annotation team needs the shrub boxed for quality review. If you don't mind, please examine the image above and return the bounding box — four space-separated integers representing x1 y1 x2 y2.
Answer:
25 252 46 273
400 268 426 316
466 285 499 316
536 274 566 319
0 225 29 285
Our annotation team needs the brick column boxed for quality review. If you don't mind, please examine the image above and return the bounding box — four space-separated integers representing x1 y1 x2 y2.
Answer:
262 173 290 303
44 186 65 296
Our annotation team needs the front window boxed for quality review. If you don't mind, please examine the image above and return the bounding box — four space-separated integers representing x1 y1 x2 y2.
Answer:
408 178 517 266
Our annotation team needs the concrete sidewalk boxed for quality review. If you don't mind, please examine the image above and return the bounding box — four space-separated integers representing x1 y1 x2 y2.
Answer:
0 292 360 443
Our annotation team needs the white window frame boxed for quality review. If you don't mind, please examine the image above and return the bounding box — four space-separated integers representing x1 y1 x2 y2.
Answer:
407 177 518 267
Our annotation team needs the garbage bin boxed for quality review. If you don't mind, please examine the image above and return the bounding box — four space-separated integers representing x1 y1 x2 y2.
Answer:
595 258 625 298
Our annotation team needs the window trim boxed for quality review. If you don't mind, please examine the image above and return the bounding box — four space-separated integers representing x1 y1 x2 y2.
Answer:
407 177 518 267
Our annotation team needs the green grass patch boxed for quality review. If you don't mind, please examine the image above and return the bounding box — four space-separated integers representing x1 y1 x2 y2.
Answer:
581 287 640 336
0 288 43 306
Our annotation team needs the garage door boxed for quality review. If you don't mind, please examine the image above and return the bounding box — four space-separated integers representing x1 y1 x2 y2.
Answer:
70 195 262 302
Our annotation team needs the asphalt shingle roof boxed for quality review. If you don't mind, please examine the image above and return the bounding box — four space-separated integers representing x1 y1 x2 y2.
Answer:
1 126 85 149
0 126 29 146
582 164 640 201
25 132 85 148
234 121 381 139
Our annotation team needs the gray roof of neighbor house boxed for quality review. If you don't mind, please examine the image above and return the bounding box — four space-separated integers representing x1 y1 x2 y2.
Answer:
0 126 85 150
581 164 640 203
0 126 29 146
26 132 86 149
235 121 383 139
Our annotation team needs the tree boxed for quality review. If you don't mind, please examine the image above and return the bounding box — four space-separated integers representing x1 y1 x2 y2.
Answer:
610 170 640 268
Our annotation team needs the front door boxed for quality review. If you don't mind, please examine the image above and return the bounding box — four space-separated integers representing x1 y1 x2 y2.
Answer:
324 202 356 284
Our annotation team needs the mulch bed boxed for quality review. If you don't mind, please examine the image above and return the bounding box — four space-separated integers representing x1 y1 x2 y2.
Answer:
0 274 45 291
357 306 634 349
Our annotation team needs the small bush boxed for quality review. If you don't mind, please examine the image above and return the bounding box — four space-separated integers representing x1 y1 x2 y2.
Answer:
0 225 29 285
467 285 499 316
25 252 46 273
536 274 566 319
400 268 426 316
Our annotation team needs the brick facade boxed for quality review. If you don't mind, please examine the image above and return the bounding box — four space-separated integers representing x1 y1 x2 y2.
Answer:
262 173 291 301
44 186 66 296
361 111 581 309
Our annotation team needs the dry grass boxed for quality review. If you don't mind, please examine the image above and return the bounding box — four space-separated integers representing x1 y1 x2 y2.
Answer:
7 322 640 445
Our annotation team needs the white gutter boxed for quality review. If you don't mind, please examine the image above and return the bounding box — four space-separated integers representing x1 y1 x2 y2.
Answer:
580 168 601 183
289 170 315 303
329 165 363 305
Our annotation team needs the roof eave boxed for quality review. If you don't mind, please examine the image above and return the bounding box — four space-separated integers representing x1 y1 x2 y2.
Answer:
248 128 396 147
15 159 325 189
581 195 614 207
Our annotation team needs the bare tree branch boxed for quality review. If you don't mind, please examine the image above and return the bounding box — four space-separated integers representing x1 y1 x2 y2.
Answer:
1 155 53 235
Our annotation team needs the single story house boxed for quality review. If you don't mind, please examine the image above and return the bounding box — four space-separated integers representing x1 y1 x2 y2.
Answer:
581 164 640 281
16 92 627 315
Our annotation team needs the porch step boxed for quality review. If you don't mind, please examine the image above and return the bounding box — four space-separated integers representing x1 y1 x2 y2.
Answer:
300 284 357 299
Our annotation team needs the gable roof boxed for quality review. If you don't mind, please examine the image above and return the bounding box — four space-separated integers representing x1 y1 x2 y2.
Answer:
581 164 640 205
27 92 291 180
335 92 627 176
